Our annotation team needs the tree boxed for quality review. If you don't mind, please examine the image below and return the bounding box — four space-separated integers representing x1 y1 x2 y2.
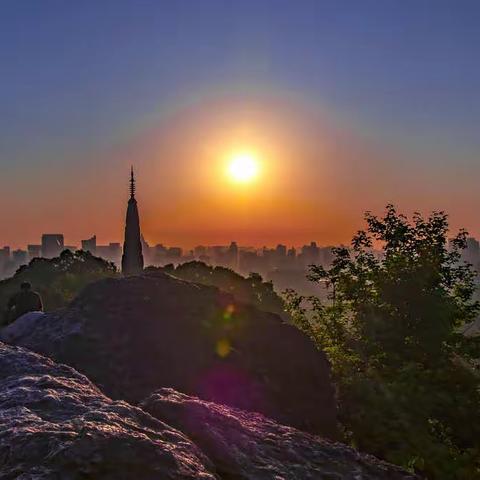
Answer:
147 261 287 319
286 205 480 479
0 250 117 323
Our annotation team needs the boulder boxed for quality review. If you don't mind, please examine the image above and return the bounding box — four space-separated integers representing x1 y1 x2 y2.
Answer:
2 272 337 437
1 311 46 343
0 342 415 480
141 388 417 480
0 342 216 479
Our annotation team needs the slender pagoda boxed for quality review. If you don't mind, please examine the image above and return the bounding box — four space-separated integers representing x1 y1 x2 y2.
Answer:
121 167 144 275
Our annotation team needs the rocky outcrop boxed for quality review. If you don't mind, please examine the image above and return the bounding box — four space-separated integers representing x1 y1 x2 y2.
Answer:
2 272 337 437
141 388 416 480
0 341 415 480
0 342 216 479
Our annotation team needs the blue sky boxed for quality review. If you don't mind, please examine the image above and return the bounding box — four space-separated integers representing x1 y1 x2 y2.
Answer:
1 0 479 247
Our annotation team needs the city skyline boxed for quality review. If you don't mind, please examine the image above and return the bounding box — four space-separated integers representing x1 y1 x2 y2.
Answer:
2 206 479 252
1 1 480 249
2 161 479 251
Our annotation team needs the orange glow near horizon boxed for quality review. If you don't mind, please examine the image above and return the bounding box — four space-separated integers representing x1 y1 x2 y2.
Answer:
1 95 479 251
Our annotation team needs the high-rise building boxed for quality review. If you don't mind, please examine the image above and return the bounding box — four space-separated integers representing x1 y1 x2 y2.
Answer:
463 237 480 266
300 241 320 265
194 245 207 257
239 250 260 275
167 247 182 258
0 246 11 261
41 234 64 258
81 235 97 254
227 241 239 269
27 244 42 260
96 243 121 264
141 235 153 265
12 249 28 267
0 247 10 275
121 167 144 275
274 244 287 267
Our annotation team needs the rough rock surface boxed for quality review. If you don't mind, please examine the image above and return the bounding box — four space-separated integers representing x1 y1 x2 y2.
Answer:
0 342 415 480
0 342 216 479
2 272 337 437
141 388 416 480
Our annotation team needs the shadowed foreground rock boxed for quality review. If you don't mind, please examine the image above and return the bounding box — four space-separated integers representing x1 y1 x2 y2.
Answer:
2 272 337 437
0 342 415 480
142 388 417 480
0 342 215 479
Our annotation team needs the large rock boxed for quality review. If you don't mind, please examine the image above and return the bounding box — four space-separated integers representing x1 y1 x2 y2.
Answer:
0 342 216 479
0 342 414 480
2 272 337 437
141 388 416 480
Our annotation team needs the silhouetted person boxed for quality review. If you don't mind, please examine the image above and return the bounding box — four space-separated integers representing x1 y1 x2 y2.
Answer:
6 282 43 324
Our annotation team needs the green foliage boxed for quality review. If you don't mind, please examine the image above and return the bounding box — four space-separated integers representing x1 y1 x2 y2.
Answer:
286 205 480 479
147 261 286 319
0 250 117 323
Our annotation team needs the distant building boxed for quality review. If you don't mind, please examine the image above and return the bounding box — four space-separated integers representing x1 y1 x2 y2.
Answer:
12 249 28 267
141 235 153 266
319 246 335 267
167 247 182 258
27 244 42 260
210 246 226 265
239 250 259 274
0 246 11 263
262 247 276 270
121 167 144 275
152 244 167 264
194 245 207 257
97 243 122 264
463 237 480 267
227 241 239 269
41 234 64 258
109 243 122 262
466 237 480 250
0 247 11 275
276 244 287 258
81 235 97 255
300 241 320 266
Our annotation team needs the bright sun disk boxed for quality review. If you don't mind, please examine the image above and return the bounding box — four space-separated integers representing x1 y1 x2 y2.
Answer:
228 153 259 183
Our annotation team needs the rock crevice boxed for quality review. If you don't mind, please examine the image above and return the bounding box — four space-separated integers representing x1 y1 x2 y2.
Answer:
0 342 216 479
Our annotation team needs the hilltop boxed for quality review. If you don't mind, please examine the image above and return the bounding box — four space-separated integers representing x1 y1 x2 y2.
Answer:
2 271 337 437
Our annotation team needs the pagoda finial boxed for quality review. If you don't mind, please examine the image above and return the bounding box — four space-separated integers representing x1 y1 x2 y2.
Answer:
130 166 135 198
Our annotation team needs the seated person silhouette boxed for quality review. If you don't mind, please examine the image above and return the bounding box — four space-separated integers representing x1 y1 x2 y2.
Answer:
6 282 43 324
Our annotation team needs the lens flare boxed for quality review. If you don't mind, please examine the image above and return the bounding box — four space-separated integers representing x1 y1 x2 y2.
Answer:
216 338 232 358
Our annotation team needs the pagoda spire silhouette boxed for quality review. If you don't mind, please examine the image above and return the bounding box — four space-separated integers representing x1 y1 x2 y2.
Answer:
121 167 144 275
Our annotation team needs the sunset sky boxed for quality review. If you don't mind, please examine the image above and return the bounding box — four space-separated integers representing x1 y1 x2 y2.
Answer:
1 1 479 249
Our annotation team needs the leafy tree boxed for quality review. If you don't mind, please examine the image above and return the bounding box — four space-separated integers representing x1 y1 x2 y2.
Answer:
286 205 480 479
0 250 117 323
146 261 286 319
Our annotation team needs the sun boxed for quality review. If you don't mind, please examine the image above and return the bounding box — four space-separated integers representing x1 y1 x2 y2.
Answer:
227 152 259 183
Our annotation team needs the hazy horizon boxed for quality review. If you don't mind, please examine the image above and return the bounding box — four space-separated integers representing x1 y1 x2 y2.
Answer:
2 1 480 249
